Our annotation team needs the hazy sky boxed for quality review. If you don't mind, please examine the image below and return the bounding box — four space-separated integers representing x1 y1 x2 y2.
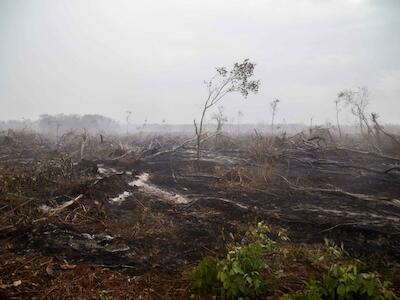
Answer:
1 0 399 124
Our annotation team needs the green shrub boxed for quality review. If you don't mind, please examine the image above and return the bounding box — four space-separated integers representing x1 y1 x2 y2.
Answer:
282 264 395 300
324 238 347 258
242 222 274 249
192 222 285 299
191 256 219 293
218 242 267 299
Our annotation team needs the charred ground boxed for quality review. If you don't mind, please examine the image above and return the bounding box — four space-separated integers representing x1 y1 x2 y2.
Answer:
0 130 400 299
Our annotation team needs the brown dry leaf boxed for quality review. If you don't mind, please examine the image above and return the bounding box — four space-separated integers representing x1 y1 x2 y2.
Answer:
60 263 76 270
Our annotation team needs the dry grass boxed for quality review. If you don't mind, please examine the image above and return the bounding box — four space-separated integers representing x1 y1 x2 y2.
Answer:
0 251 192 300
222 163 276 191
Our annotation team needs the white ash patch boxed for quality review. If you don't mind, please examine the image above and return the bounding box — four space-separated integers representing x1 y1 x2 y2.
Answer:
110 191 132 204
130 172 189 204
39 204 52 213
97 165 118 176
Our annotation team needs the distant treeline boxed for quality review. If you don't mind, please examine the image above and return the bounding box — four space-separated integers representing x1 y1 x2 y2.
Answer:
0 114 399 136
0 114 120 136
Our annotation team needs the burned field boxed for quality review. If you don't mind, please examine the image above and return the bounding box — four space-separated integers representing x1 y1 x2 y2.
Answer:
1 132 400 299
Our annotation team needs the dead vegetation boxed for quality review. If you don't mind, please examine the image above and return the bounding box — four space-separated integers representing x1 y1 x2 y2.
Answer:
1 126 400 299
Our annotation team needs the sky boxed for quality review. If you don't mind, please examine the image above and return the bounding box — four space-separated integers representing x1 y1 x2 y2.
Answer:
0 0 399 125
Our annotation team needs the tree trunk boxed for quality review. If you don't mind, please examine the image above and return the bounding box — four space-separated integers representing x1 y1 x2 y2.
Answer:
335 102 342 138
196 104 208 161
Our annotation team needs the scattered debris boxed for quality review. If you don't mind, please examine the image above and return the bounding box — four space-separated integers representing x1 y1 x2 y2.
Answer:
1 131 400 298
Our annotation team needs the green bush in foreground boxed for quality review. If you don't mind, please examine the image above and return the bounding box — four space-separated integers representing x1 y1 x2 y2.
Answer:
192 223 395 300
217 242 267 299
191 222 284 299
191 256 219 293
282 264 395 300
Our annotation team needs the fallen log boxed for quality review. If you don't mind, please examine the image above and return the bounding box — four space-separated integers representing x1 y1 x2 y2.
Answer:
141 136 196 160
384 166 400 174
301 158 389 175
278 175 400 209
32 194 84 224
49 194 84 216
183 196 249 210
110 150 135 161
301 187 400 208
333 147 400 162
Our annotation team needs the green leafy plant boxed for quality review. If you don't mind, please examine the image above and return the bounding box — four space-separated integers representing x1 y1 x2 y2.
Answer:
217 242 267 299
243 222 274 249
324 238 347 258
282 264 395 300
192 222 287 299
191 256 219 293
243 222 289 249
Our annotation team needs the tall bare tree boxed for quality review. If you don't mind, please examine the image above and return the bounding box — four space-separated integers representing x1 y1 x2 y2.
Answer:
211 106 228 147
334 94 343 137
339 87 373 136
237 110 243 135
125 110 132 135
194 59 260 161
212 106 228 133
371 112 400 148
270 98 280 135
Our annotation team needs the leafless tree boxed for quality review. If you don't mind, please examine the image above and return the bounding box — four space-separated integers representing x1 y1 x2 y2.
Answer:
125 111 132 135
80 129 88 160
371 113 400 148
339 87 373 136
334 94 343 137
142 118 148 130
237 110 243 135
212 106 228 133
194 59 260 161
161 119 167 132
211 106 228 147
270 98 280 135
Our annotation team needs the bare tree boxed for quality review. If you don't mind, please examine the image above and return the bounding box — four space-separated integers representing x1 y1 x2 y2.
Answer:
270 98 280 135
142 118 148 130
80 129 88 160
55 122 62 148
212 106 228 147
334 94 343 137
125 110 132 135
339 87 373 136
194 59 260 161
237 110 243 135
371 113 400 148
212 106 228 133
